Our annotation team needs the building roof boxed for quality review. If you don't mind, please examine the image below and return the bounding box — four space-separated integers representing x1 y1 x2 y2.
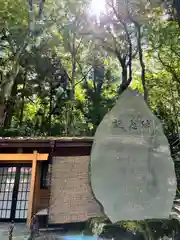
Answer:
0 136 94 140
0 137 94 149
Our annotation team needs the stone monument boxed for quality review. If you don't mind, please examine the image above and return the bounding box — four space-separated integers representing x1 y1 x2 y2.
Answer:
90 89 176 222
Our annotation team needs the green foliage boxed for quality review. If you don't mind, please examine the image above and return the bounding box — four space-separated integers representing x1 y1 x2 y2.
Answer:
0 0 179 160
0 0 28 28
85 217 180 240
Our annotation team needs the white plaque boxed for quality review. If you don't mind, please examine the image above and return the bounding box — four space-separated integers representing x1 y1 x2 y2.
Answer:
90 89 176 222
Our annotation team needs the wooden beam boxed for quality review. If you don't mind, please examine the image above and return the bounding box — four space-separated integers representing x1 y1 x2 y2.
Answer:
27 151 38 225
0 153 48 161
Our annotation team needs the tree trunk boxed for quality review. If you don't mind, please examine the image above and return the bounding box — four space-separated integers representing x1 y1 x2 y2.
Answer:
0 28 30 127
48 84 53 136
118 65 131 95
170 79 179 135
173 0 180 26
19 99 25 127
117 22 133 95
3 78 18 129
19 76 27 126
68 33 76 136
136 24 148 103
118 82 130 95
40 111 45 134
0 104 6 128
122 65 127 85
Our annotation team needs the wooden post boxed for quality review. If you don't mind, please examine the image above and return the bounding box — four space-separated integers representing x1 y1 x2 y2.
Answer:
33 162 41 215
27 151 38 225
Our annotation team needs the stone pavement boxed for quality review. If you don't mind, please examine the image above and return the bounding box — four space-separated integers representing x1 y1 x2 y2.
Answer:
0 222 29 239
0 222 99 240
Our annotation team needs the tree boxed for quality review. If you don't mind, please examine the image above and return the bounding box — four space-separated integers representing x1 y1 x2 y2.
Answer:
132 15 180 158
0 0 178 150
0 0 46 126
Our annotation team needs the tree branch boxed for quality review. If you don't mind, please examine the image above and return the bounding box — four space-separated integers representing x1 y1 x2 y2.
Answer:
157 53 180 84
135 22 147 103
74 62 94 87
27 0 35 34
38 0 45 20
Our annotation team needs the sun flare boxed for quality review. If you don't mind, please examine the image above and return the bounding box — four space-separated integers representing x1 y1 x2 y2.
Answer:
89 0 106 17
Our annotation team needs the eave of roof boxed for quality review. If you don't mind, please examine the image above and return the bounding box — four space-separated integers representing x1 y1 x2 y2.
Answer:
0 137 94 148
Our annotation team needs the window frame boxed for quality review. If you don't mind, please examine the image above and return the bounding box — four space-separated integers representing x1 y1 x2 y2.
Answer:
40 162 50 189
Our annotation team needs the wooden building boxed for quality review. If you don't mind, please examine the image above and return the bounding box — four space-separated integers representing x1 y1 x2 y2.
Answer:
0 138 103 226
